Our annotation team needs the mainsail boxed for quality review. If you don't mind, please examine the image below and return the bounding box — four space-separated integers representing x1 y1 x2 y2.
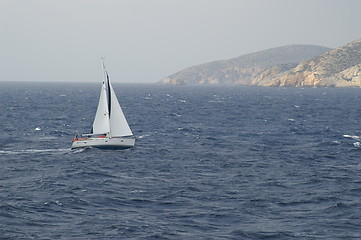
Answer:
91 60 133 137
92 78 110 134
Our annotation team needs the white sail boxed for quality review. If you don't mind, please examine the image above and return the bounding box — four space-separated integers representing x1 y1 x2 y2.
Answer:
109 82 133 137
92 79 110 134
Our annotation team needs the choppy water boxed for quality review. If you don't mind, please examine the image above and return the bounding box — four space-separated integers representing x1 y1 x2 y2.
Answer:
1 82 361 239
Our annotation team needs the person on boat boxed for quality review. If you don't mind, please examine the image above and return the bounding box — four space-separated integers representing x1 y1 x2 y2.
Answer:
72 135 79 142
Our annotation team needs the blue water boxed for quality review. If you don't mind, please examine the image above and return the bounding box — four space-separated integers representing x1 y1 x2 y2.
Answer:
1 82 361 239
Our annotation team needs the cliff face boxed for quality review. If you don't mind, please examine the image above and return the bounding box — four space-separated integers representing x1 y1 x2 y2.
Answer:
268 39 361 87
159 45 331 85
330 64 361 87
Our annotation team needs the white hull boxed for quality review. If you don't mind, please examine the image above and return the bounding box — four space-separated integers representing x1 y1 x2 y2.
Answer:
71 137 135 149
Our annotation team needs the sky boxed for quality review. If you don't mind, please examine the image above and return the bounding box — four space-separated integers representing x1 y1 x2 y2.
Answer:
0 0 360 83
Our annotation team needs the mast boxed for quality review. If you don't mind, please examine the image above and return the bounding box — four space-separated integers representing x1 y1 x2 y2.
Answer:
102 58 112 117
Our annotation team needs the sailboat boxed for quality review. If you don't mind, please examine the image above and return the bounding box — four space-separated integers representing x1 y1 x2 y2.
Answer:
71 59 135 149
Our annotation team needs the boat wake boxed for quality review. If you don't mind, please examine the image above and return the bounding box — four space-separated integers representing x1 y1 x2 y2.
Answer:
0 148 72 155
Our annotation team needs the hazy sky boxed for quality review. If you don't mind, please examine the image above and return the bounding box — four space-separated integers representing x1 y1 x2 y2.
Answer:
1 0 360 83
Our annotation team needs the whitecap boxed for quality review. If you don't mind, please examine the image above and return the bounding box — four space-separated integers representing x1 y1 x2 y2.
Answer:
170 113 181 117
138 134 151 139
343 135 361 139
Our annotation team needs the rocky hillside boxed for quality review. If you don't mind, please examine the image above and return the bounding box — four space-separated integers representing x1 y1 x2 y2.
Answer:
266 39 361 87
159 45 331 85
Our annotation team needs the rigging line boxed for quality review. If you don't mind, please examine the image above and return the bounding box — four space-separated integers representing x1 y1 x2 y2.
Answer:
107 73 111 117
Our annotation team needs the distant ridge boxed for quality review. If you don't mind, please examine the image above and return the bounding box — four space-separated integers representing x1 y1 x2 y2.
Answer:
266 39 361 87
159 45 331 85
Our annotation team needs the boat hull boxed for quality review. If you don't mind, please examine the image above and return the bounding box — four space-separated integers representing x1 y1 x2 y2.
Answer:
71 137 135 149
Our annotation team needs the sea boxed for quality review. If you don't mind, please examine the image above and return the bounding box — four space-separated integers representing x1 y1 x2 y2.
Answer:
1 82 361 240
